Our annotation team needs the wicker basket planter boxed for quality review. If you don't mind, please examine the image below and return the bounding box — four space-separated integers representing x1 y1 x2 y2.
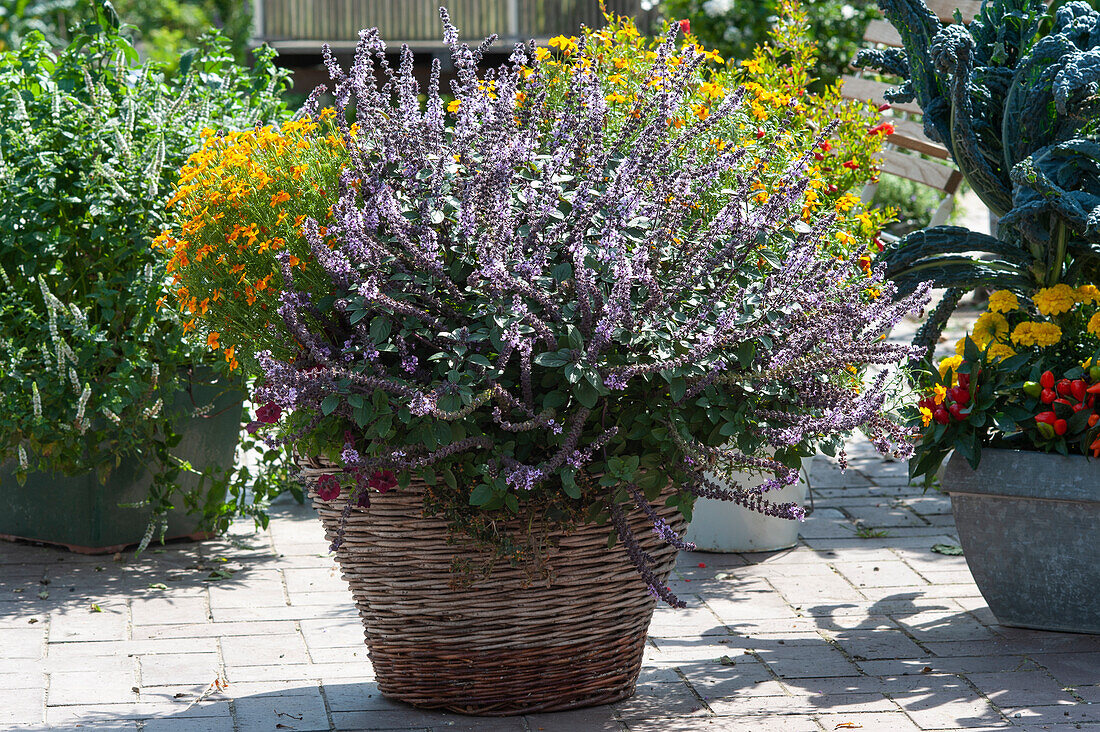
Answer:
300 459 685 715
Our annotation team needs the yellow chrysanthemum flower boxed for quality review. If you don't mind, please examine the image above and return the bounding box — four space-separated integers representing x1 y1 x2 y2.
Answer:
986 290 1019 313
971 312 1009 348
1032 284 1076 316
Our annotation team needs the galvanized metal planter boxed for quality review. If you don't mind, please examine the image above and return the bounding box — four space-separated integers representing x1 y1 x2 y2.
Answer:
943 448 1100 634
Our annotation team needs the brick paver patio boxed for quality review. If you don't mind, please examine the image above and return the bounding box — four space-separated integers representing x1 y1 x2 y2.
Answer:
3 302 1099 731
3 435 1099 732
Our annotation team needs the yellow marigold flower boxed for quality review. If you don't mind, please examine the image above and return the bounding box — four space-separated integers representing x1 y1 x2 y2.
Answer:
1011 321 1062 347
698 81 725 100
986 290 1019 313
919 405 933 427
1075 284 1100 304
1033 283 1076 316
986 342 1016 361
206 332 220 350
606 92 627 104
1089 312 1100 337
692 103 710 121
933 384 947 405
971 312 1009 347
447 99 461 113
741 57 763 74
547 35 578 55
938 355 963 378
613 56 629 69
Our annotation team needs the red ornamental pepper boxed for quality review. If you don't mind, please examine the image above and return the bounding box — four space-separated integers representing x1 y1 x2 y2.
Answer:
1071 380 1088 402
826 184 838 193
1041 371 1055 390
1057 379 1073 397
957 372 971 390
1035 411 1058 425
1087 382 1100 395
878 103 892 112
933 408 950 425
1092 437 1100 458
1073 402 1087 412
1055 398 1073 407
1090 414 1100 427
1041 389 1057 404
949 387 971 406
813 151 825 161
948 403 968 421
1055 419 1068 436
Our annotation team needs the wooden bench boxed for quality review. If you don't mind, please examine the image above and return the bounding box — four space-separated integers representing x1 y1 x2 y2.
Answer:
842 0 979 228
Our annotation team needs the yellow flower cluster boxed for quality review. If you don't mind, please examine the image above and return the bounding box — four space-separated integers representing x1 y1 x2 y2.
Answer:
154 111 348 368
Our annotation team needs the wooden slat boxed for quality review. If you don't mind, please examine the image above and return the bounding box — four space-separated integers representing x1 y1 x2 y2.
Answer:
926 0 981 22
887 117 949 159
878 149 964 194
863 19 902 47
840 75 925 116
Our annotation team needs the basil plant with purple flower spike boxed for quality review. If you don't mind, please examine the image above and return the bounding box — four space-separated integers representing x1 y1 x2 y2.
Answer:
234 10 930 605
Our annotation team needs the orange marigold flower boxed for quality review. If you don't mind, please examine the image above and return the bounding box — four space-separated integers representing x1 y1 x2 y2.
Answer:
206 332 220 350
270 190 291 207
182 319 196 334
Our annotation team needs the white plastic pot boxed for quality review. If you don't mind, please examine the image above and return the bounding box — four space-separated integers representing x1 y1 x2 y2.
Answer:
684 457 813 553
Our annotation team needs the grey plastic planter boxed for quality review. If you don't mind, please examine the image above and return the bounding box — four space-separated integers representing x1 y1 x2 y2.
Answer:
943 448 1100 634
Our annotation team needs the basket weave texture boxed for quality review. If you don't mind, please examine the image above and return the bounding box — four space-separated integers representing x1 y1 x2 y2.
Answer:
300 457 685 716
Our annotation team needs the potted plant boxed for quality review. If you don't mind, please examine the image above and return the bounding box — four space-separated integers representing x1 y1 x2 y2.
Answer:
0 1 292 553
855 0 1100 358
159 8 927 714
910 284 1100 633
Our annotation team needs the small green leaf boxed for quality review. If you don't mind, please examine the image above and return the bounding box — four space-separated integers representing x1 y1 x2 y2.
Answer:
931 543 963 556
469 484 494 506
321 395 341 416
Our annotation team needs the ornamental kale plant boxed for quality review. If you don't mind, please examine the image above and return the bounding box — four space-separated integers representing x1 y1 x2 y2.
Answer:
856 0 1100 358
0 0 293 538
174 10 929 604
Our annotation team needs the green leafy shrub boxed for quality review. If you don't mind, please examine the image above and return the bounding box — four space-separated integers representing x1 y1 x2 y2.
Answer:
0 0 293 538
656 0 880 89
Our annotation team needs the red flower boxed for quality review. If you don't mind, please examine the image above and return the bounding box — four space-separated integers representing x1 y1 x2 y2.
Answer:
369 470 398 493
679 19 691 34
868 122 895 136
316 473 341 501
842 159 860 170
255 402 282 424
818 141 832 152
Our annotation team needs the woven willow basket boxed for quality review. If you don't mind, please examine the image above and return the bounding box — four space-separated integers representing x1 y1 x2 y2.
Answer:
300 457 685 715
